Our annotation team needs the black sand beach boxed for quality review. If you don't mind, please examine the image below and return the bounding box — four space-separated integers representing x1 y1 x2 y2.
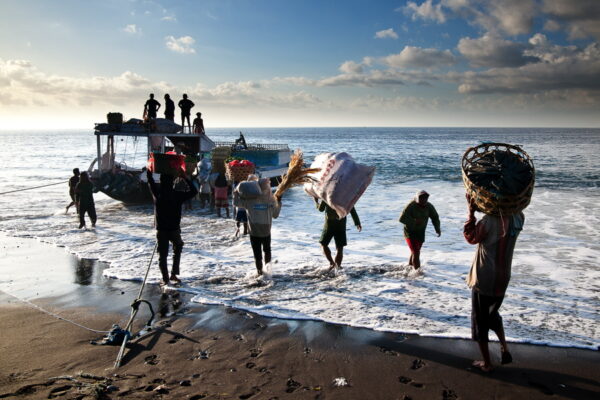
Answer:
1 233 599 399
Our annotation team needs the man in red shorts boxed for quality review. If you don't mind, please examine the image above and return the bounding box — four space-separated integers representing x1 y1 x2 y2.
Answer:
399 190 441 269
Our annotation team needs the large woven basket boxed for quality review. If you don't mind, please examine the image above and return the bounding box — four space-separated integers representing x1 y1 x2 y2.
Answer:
226 164 255 182
462 143 535 216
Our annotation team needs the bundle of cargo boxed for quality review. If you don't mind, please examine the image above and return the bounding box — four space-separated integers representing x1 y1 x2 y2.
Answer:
107 112 123 125
226 159 255 182
304 152 375 219
147 152 186 176
273 149 320 200
462 143 535 216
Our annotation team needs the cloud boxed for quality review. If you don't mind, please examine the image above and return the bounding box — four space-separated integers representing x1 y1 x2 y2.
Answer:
488 0 537 36
123 24 141 35
339 61 364 74
161 15 177 22
375 28 399 39
455 42 600 97
383 46 456 69
542 0 600 40
165 36 196 54
458 34 540 68
404 0 446 23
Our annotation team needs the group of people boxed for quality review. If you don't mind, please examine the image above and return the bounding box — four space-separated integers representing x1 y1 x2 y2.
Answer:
68 164 524 373
143 93 204 134
65 168 98 229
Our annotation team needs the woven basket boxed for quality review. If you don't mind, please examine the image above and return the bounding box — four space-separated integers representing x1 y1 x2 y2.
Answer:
226 164 256 182
461 143 535 216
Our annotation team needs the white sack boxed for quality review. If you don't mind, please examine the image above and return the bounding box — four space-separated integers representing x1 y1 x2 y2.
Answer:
304 152 375 219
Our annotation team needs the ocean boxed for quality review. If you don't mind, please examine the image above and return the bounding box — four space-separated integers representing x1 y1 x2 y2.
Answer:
0 127 598 349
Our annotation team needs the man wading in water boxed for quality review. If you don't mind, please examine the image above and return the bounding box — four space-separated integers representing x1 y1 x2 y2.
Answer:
399 190 441 269
147 169 197 286
315 198 361 271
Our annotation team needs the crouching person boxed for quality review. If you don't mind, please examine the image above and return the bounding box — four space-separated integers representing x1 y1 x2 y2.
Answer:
147 169 198 286
233 176 281 275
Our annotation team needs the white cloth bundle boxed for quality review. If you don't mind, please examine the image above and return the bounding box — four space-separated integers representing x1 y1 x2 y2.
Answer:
304 152 375 218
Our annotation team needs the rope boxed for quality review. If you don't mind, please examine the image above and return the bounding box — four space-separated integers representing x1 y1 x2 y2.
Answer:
1 291 112 334
0 180 68 196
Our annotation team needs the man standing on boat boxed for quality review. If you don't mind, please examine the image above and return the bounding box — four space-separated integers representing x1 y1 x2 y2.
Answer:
178 94 195 133
164 94 175 121
147 169 198 286
144 93 161 120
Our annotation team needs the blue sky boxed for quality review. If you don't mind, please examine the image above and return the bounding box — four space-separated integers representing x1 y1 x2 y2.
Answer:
1 0 599 128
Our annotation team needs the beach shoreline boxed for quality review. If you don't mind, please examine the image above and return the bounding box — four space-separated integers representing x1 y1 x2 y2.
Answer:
0 233 599 399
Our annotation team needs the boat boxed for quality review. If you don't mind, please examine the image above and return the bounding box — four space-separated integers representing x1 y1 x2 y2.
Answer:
89 118 292 204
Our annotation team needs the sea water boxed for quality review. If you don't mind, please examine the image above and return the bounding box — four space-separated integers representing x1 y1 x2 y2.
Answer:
0 127 598 349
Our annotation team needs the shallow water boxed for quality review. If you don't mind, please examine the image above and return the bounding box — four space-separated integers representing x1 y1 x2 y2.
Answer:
0 127 598 349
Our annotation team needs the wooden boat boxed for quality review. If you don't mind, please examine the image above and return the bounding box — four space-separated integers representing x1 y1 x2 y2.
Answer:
89 120 291 203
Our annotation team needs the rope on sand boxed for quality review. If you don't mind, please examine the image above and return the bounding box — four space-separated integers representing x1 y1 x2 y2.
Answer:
1 291 112 334
0 180 68 196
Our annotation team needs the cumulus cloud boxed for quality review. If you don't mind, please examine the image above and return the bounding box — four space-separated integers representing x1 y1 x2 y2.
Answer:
542 0 600 40
404 0 446 23
165 35 196 54
375 28 399 39
455 42 600 97
339 61 364 74
161 15 177 22
458 34 540 68
123 24 141 34
383 46 456 69
488 0 536 35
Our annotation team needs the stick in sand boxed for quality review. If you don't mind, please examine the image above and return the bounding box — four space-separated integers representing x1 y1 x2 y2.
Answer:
274 149 320 200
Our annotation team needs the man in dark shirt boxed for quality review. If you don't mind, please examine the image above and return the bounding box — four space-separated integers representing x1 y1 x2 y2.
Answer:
144 93 161 120
147 169 198 286
66 168 80 214
178 93 195 133
315 198 361 270
164 94 175 121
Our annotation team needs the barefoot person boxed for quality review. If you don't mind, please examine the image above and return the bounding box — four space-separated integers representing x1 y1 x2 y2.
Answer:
65 168 80 213
233 176 281 275
147 169 198 286
75 171 96 229
315 197 361 270
399 190 441 269
464 194 524 372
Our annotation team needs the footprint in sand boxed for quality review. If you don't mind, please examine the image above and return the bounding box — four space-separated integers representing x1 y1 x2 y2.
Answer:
246 362 256 369
249 348 262 357
144 354 159 365
411 359 426 369
239 386 261 399
286 378 302 393
442 388 458 400
398 376 424 388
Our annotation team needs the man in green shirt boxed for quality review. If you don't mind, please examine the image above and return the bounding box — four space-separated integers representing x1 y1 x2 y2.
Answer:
315 198 362 270
399 190 441 269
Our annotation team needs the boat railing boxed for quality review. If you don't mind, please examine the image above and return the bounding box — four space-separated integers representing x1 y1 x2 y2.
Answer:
213 142 290 151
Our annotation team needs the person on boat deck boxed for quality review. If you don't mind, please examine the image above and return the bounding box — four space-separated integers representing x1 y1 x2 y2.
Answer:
147 169 198 286
66 168 80 214
233 176 281 275
464 194 524 372
235 132 248 150
314 198 361 270
178 94 195 133
164 94 175 121
144 93 161 120
399 190 441 270
75 171 97 229
193 112 205 134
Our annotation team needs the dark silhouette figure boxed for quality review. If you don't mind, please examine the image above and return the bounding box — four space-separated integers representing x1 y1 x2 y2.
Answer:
193 112 205 134
144 93 161 120
147 169 198 286
235 132 248 149
178 94 195 132
66 168 80 214
75 171 97 229
164 94 175 121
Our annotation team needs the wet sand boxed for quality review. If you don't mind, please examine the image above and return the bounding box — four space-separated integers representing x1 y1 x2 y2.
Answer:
0 233 599 399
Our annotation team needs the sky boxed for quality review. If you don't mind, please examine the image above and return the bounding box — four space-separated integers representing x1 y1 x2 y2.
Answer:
1 0 599 128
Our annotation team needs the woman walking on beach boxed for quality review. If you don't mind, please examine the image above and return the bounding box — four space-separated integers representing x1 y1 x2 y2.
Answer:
75 171 96 229
399 190 441 269
214 173 230 218
464 194 523 372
